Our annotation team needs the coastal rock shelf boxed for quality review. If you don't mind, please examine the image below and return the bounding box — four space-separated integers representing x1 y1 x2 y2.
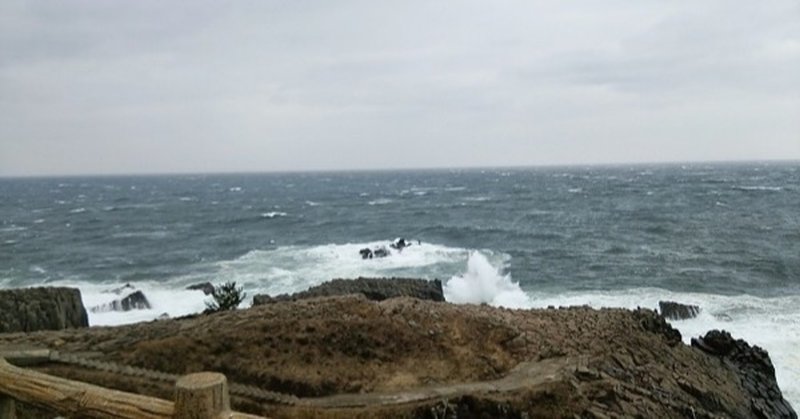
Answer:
0 283 795 418
252 277 445 305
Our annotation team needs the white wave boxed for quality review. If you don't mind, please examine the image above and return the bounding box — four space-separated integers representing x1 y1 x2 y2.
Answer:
524 288 800 408
734 185 783 192
33 219 45 224
568 188 583 193
463 196 491 202
0 225 27 233
260 212 287 219
305 200 321 206
209 241 506 298
69 207 87 214
368 198 393 206
443 252 531 308
29 266 47 274
34 280 211 327
229 187 243 192
111 231 171 239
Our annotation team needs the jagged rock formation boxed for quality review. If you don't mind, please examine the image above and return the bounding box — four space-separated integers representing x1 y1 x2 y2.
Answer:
186 282 215 295
659 300 701 320
90 290 151 312
0 281 795 418
692 330 796 418
252 277 444 306
0 287 88 333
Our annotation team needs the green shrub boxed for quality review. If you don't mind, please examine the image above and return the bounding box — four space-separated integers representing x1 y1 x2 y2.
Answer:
205 281 246 313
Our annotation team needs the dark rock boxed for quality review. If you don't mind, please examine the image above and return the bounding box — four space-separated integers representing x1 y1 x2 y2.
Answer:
658 300 701 320
359 248 373 259
373 247 390 258
91 290 151 312
186 282 215 295
633 308 682 346
0 287 89 333
390 238 412 251
105 283 136 295
252 277 445 306
692 330 796 419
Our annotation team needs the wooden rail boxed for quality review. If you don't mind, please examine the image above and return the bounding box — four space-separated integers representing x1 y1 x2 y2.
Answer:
0 357 264 419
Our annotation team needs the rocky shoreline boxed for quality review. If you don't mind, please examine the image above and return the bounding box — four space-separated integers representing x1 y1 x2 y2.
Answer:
0 280 796 418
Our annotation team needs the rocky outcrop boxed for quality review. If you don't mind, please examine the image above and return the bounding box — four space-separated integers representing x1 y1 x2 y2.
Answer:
0 287 88 333
659 300 701 320
90 290 151 312
252 277 444 306
0 296 795 418
186 282 215 295
692 330 796 418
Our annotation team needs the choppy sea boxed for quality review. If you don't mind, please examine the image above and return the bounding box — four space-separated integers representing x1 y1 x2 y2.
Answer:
1 162 798 406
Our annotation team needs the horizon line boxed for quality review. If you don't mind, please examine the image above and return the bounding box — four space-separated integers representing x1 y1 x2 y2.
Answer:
1 157 798 180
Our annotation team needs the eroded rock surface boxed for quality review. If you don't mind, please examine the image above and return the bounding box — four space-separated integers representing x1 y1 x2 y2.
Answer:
252 277 444 305
692 330 796 418
659 300 701 320
90 290 151 312
0 287 88 333
0 282 794 418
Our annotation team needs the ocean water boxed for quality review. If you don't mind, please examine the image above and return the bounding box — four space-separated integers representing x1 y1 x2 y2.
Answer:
1 162 798 406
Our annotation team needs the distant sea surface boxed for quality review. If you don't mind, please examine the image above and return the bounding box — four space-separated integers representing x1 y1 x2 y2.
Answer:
1 162 799 405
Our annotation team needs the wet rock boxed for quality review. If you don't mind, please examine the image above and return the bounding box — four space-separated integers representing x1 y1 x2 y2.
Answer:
0 287 89 333
692 330 796 419
105 283 136 295
91 290 151 312
359 248 373 259
252 277 445 306
186 282 215 295
658 301 701 320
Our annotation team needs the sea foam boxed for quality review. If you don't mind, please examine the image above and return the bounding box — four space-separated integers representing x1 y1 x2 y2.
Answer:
443 252 530 308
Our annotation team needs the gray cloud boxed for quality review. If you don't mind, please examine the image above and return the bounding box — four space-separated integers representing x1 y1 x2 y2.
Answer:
1 0 798 176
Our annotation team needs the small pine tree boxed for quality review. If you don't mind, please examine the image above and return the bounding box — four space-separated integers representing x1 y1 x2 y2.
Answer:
205 281 246 313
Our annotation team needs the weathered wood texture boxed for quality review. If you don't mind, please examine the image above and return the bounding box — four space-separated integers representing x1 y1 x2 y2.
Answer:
0 394 16 419
0 357 174 418
175 372 230 419
0 357 265 419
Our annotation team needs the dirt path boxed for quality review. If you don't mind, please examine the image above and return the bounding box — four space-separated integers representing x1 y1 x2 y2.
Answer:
2 346 576 410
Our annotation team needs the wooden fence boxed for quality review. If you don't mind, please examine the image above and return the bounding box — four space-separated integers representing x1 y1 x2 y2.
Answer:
0 357 265 419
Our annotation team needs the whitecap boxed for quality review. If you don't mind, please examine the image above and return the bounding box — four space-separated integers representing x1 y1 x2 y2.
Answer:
229 187 243 192
260 212 287 219
69 208 87 214
463 196 491 202
568 188 583 193
368 198 393 206
0 225 27 233
29 265 47 274
734 185 783 192
305 200 321 206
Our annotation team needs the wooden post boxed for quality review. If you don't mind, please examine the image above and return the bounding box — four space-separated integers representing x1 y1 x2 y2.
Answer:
0 394 16 419
174 372 230 419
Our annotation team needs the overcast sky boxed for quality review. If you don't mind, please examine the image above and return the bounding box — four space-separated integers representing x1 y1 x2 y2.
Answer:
1 1 798 176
